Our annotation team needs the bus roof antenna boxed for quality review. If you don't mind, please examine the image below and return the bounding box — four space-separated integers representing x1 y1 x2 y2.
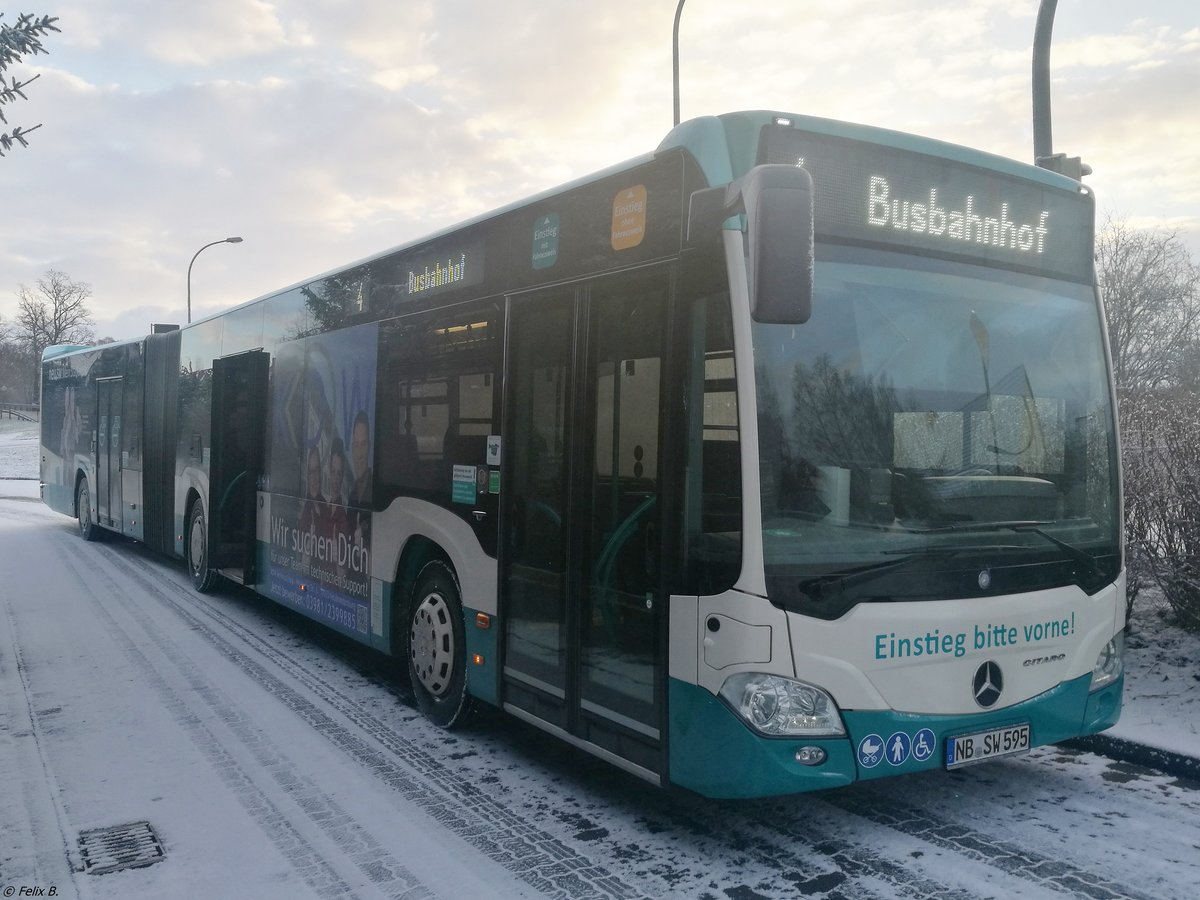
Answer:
673 0 686 126
1032 0 1091 179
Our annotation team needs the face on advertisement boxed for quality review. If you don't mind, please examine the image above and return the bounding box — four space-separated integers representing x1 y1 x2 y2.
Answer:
306 446 322 499
352 417 369 479
329 446 345 504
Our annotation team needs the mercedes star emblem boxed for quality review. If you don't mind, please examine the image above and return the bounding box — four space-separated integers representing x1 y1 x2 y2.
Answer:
973 660 1003 708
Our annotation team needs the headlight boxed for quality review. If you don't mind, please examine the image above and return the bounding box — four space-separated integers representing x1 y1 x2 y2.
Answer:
1089 630 1125 692
719 673 845 736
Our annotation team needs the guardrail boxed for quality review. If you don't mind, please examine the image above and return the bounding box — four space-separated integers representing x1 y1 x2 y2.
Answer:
0 403 39 422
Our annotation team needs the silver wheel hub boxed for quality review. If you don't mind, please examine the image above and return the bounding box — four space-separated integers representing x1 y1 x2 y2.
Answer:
189 515 205 574
411 591 454 696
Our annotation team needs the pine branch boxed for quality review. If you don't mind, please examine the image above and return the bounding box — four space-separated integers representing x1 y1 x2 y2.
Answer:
0 14 60 158
0 15 61 67
1 72 41 122
0 122 41 156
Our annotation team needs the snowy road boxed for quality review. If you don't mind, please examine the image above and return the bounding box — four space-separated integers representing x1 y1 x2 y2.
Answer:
3 497 1199 900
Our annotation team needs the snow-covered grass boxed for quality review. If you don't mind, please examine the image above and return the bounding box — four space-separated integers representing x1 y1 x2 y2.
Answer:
1110 588 1200 757
0 417 40 480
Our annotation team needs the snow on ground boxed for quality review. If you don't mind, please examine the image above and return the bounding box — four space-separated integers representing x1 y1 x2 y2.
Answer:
0 498 541 900
3 421 1200 900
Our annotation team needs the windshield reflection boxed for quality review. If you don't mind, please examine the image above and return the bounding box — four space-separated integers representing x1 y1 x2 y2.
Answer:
754 256 1119 612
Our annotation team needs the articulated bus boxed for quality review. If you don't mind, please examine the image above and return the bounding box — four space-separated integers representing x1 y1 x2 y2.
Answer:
41 110 1124 798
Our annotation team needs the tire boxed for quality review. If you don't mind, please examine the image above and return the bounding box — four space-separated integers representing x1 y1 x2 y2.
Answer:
408 559 472 728
186 500 220 593
77 479 100 542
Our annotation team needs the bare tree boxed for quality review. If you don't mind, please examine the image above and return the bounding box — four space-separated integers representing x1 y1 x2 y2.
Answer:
1101 218 1200 630
1098 217 1200 395
0 313 35 404
1121 389 1200 631
14 270 94 400
1 13 59 156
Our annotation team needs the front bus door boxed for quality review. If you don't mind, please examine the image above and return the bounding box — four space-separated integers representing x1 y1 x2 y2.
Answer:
502 271 670 780
96 377 123 530
210 350 269 584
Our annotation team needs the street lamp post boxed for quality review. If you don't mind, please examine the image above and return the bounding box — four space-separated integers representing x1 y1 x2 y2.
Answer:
673 0 687 126
187 236 243 323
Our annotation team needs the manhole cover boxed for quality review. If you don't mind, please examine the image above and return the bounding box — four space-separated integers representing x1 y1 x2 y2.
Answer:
78 821 165 875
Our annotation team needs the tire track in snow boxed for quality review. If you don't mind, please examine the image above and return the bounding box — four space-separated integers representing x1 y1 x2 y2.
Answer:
107 543 988 900
16 507 1196 899
0 602 88 899
96 542 644 900
179 567 1164 900
35 513 1135 900
56 536 433 900
819 773 1158 899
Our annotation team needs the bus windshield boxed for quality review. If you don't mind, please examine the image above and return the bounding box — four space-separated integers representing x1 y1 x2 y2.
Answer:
753 252 1120 617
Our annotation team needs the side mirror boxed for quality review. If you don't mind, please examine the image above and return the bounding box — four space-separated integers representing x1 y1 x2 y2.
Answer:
688 164 815 324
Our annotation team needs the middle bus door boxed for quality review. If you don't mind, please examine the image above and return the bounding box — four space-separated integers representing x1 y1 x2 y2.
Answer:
209 349 269 584
502 272 669 779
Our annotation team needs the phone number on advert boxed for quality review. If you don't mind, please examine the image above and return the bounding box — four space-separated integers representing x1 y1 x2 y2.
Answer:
318 599 356 630
280 586 357 630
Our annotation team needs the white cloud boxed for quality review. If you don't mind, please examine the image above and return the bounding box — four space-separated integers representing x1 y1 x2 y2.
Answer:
3 0 1198 336
54 1 301 67
368 64 439 92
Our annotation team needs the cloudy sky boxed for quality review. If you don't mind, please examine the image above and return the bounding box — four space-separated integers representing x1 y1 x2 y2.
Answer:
2 0 1197 340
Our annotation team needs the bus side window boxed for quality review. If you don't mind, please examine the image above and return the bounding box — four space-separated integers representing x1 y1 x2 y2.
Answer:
685 294 742 594
377 306 499 517
384 377 448 495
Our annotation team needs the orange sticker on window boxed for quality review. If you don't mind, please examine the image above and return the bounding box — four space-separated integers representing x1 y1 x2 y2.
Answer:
611 185 647 250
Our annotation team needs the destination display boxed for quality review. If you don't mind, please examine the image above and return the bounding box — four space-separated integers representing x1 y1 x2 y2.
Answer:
758 125 1094 283
402 237 484 299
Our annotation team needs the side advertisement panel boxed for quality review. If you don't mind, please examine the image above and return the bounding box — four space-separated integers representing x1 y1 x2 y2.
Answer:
266 322 378 639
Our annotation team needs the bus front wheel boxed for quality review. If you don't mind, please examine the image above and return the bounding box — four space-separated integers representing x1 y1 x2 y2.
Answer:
408 559 472 729
77 480 100 542
187 501 220 593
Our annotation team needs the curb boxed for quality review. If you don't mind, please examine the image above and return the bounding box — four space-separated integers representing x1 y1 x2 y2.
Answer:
1061 733 1200 782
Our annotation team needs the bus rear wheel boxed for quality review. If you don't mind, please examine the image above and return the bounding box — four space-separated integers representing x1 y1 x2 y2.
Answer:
187 501 220 593
408 560 472 729
77 480 100 542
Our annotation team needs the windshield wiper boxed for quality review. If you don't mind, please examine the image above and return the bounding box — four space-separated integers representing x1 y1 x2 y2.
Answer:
788 522 1112 619
1011 523 1107 585
908 519 1055 535
797 544 1002 594
910 520 1106 585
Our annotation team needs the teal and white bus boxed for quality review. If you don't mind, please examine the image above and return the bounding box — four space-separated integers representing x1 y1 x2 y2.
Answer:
41 110 1124 798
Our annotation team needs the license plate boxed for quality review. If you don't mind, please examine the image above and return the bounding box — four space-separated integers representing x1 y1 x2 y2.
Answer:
945 723 1030 769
